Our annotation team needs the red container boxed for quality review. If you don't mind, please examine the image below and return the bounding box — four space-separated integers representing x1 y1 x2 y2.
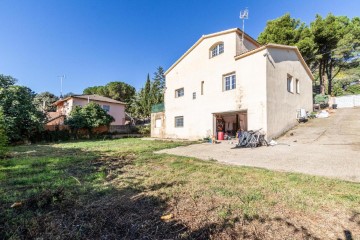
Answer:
217 131 224 140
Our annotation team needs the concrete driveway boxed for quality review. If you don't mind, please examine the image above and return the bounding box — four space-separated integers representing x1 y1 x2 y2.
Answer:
157 108 360 182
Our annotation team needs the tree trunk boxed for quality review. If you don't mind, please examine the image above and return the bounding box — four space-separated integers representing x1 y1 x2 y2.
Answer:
327 58 333 95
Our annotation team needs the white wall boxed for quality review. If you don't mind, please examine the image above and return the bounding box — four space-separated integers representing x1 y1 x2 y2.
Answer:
265 48 313 139
164 31 265 139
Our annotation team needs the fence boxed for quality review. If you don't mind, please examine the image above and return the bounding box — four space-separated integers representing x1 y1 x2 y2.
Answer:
334 94 360 108
109 125 133 133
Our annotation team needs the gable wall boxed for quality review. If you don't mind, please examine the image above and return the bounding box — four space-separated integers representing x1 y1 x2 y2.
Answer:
164 32 267 139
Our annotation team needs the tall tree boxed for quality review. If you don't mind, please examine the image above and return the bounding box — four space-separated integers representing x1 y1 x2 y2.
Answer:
151 66 166 103
33 92 59 112
311 14 360 94
0 74 17 88
83 81 135 103
257 14 316 65
0 84 45 142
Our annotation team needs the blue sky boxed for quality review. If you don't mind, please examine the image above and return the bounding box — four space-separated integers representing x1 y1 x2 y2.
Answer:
0 0 358 96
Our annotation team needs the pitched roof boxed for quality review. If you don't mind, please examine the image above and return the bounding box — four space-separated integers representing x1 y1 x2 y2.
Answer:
234 43 314 81
165 28 260 75
54 94 127 105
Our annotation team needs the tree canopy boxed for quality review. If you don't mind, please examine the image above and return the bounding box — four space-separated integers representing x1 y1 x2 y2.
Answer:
0 77 45 142
33 92 59 112
83 81 136 104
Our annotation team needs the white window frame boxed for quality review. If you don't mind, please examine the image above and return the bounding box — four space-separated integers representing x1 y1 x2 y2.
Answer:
175 88 184 98
175 116 184 128
296 79 300 94
210 43 224 58
223 74 236 91
287 74 294 93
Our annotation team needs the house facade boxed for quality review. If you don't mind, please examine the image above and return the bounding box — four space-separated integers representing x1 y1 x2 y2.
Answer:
151 28 313 140
47 94 126 126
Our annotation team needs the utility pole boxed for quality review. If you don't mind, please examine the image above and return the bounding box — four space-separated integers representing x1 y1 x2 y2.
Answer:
58 75 66 98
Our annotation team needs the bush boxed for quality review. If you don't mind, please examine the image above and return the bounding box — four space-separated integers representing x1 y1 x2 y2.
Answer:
314 94 329 104
345 84 360 95
0 128 7 158
137 125 150 135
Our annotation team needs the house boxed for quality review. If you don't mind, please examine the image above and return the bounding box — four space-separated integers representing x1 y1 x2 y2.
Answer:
46 94 126 127
151 28 313 140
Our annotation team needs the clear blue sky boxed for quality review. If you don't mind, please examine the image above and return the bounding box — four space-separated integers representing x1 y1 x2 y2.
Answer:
0 0 358 96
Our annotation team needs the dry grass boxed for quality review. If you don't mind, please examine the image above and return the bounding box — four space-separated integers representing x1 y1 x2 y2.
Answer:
1 138 359 239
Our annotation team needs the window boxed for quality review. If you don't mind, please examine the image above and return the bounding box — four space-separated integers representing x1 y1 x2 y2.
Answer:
193 92 196 99
287 75 293 93
223 74 236 91
175 116 184 127
210 43 224 58
296 79 300 94
102 105 110 112
175 88 184 98
201 81 204 95
155 118 162 128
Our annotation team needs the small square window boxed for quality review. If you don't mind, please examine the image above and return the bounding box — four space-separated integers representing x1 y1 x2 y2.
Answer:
175 116 183 127
193 92 196 99
102 105 110 112
175 88 184 98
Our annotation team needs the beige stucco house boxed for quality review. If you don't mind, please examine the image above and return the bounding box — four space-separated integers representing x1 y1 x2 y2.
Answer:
47 94 126 126
151 28 313 140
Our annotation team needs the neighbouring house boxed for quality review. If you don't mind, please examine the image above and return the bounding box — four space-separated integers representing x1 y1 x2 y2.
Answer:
151 28 313 140
46 94 126 129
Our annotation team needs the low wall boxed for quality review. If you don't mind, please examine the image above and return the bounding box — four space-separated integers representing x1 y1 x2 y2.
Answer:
334 94 360 108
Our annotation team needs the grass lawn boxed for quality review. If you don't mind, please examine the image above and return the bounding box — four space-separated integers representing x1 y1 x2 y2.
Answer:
1 138 359 239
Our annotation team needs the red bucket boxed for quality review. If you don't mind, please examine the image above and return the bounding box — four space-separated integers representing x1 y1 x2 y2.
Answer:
217 131 224 140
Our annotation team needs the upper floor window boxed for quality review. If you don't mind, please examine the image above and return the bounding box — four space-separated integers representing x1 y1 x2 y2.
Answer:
102 105 110 112
175 88 184 98
210 43 224 58
287 74 294 93
223 74 236 91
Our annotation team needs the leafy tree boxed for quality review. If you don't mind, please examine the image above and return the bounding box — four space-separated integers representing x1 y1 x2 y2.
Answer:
257 14 316 64
0 85 45 142
258 13 360 95
33 92 59 112
0 74 17 88
65 102 114 136
151 66 166 103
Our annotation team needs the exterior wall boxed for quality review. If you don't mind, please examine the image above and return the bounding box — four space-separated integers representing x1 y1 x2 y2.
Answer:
265 48 313 139
55 98 126 125
236 34 258 55
164 31 267 139
151 112 166 138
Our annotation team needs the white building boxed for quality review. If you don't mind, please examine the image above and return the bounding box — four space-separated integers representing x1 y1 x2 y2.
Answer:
151 28 313 140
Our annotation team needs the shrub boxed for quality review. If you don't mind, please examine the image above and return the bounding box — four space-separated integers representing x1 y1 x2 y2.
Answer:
345 84 360 95
137 125 150 135
314 94 329 104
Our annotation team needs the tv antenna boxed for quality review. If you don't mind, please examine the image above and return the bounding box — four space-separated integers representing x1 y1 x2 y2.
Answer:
239 8 249 53
58 74 66 98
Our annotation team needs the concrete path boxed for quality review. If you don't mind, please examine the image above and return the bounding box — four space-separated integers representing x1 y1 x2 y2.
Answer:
157 108 360 182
